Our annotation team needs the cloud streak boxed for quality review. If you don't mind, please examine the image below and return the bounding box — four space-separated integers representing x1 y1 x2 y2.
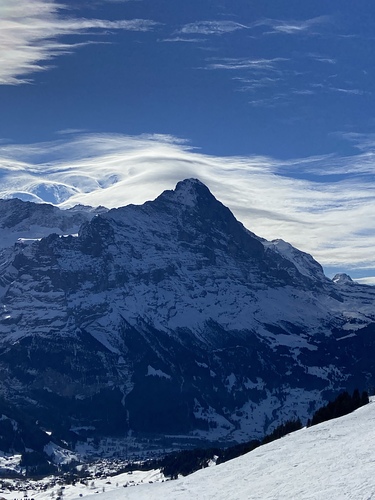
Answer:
178 20 248 36
0 0 158 85
205 58 286 71
0 132 375 281
160 37 206 43
256 16 331 36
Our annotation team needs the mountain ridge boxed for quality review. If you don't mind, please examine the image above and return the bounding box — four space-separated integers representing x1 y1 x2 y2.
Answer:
0 179 374 450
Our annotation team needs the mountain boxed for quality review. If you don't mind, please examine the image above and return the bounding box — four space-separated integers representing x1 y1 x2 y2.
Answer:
0 178 375 450
86 399 375 500
0 197 107 253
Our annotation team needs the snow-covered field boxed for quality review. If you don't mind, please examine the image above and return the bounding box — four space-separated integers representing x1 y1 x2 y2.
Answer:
2 399 375 500
0 468 166 500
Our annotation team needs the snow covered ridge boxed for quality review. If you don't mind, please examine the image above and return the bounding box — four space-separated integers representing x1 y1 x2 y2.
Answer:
0 197 106 250
0 178 375 449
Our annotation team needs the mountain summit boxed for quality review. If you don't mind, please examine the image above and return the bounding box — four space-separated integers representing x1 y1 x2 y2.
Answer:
0 179 375 450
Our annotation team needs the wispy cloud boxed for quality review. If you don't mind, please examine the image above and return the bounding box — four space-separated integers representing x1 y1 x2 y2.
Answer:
329 87 365 95
292 89 316 95
334 132 375 154
316 58 336 64
248 94 291 107
1 132 375 280
355 277 375 285
56 128 88 136
256 16 331 36
311 83 365 96
178 20 248 36
234 77 282 92
205 57 286 71
204 47 364 107
204 57 292 105
0 0 158 85
160 37 206 43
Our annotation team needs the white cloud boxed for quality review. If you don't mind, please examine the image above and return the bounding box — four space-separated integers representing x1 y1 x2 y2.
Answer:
317 58 336 64
328 87 364 95
1 132 375 279
234 77 282 92
247 94 291 107
179 21 248 36
292 89 316 95
205 58 285 71
257 16 331 36
339 132 375 153
354 277 375 285
160 37 206 43
0 0 158 85
203 58 293 102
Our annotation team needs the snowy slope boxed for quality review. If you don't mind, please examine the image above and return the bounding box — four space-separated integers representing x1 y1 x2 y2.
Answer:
2 401 374 500
79 399 375 500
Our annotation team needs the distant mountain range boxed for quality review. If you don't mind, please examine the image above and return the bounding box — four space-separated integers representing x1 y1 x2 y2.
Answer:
0 179 375 452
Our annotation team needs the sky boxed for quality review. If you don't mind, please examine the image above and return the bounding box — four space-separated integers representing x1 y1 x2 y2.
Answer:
1 0 375 281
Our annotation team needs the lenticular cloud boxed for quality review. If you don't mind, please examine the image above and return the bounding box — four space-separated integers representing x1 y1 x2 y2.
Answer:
0 132 375 279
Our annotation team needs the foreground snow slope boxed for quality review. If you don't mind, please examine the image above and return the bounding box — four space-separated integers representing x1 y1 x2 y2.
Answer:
86 399 375 500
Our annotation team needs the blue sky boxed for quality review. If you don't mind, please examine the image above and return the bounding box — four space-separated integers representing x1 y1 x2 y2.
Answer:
1 0 375 281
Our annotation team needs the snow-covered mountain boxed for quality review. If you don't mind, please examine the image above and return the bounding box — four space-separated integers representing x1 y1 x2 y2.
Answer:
0 179 375 448
0 198 106 249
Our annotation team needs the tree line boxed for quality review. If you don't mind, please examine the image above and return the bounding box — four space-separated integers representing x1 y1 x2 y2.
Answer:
307 389 369 427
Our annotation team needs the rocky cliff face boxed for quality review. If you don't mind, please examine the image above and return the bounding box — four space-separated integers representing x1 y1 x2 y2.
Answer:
0 179 375 448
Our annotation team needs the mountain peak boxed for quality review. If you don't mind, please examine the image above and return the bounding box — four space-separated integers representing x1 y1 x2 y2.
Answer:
2 181 375 450
156 178 213 208
332 273 353 284
175 177 206 188
175 178 207 192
